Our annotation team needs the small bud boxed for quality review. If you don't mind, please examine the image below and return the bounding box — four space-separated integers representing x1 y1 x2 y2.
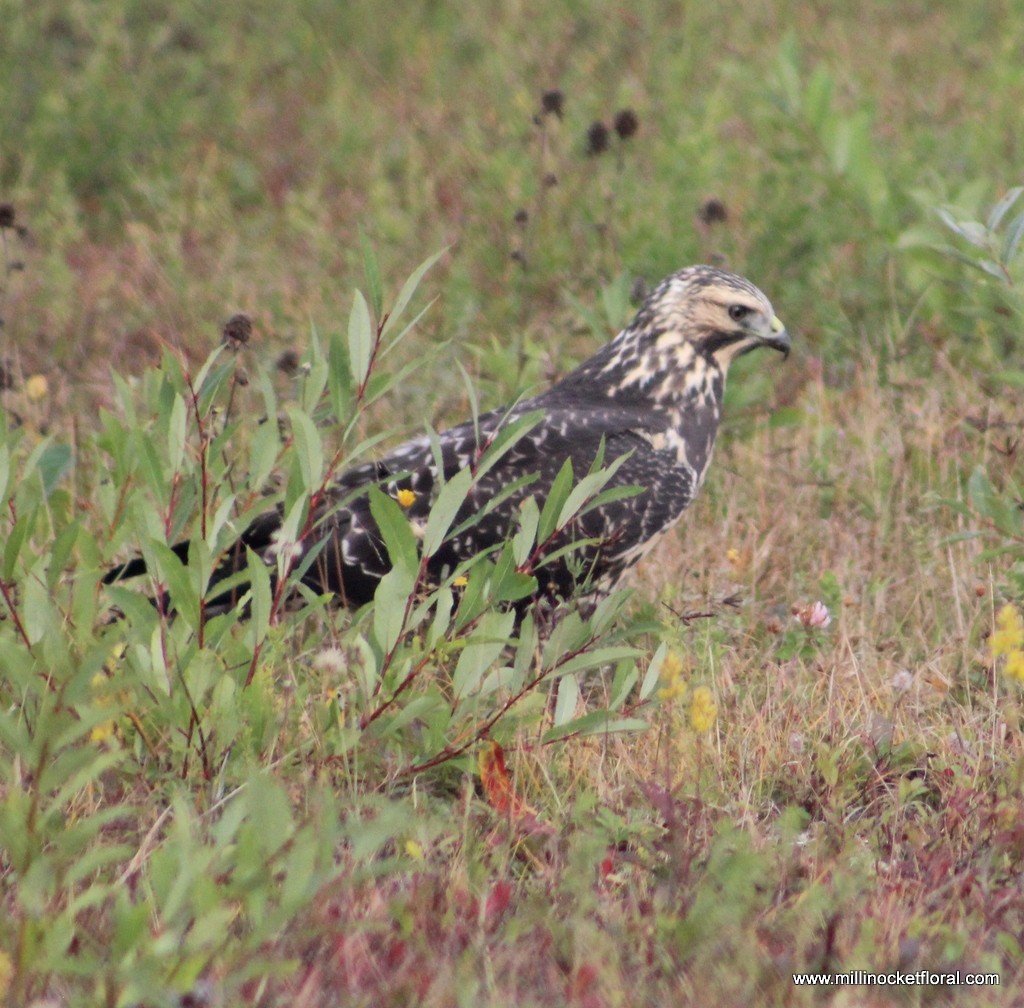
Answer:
234 366 249 387
513 208 529 226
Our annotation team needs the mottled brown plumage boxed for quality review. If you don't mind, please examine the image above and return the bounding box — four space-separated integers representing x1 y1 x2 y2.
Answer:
105 266 789 616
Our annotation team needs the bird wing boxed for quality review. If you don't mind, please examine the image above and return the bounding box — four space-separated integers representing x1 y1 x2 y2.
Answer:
305 399 692 605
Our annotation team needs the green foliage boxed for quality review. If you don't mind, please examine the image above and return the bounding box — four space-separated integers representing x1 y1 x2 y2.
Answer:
0 253 658 1003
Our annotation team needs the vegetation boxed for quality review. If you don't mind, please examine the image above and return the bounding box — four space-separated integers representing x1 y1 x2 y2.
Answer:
2 1 1024 1004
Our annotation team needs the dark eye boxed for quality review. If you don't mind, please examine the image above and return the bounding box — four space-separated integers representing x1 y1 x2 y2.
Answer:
728 304 750 322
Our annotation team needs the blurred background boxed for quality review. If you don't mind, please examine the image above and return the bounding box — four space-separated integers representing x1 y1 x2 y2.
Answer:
2 0 1022 418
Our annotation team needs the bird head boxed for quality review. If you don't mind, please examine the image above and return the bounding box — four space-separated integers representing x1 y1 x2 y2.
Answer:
644 265 790 369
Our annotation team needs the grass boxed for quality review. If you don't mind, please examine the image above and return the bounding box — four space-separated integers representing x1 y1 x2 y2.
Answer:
2 1 1024 1005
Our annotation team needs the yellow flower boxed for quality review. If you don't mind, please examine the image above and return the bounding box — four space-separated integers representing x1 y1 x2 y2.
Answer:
1004 650 1024 684
396 488 416 509
991 604 1024 659
689 686 717 734
657 650 687 701
25 374 49 401
405 839 425 861
452 575 469 587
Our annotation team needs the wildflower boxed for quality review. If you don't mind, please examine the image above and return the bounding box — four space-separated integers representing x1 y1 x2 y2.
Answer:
795 601 831 630
405 839 425 861
452 575 469 588
990 603 1024 659
396 488 416 509
656 649 687 701
25 374 48 401
90 671 117 744
1005 650 1024 684
689 686 717 734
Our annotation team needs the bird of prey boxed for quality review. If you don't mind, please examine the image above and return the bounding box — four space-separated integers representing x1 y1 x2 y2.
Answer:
105 265 789 617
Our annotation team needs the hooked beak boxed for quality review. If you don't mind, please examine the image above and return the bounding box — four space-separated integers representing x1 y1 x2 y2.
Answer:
764 314 790 359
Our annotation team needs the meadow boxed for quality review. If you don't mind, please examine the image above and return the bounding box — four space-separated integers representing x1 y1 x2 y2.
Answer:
2 1 1024 1005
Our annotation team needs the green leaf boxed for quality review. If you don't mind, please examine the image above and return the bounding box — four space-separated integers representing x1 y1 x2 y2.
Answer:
452 608 516 698
37 442 73 498
986 186 1024 231
640 641 669 701
381 247 446 339
543 711 648 743
348 288 374 388
368 485 419 581
553 673 580 725
360 229 384 320
372 567 415 655
553 645 641 679
286 404 324 492
1002 209 1024 264
246 547 273 634
327 321 353 421
23 567 56 645
512 495 540 566
167 394 187 473
421 468 473 557
537 458 574 544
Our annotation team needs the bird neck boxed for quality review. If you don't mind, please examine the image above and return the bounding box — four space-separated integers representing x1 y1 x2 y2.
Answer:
547 328 727 414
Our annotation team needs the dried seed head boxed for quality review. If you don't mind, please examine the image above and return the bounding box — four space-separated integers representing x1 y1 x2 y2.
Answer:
542 171 558 188
276 348 301 375
0 204 15 229
513 208 529 226
0 357 16 390
234 366 249 387
629 276 648 305
540 89 565 118
613 109 639 139
585 121 610 156
221 313 253 349
697 197 728 225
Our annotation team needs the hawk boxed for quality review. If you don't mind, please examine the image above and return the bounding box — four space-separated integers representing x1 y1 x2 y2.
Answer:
105 265 789 616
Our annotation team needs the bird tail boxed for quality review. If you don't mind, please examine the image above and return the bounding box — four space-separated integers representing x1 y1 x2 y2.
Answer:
102 510 284 616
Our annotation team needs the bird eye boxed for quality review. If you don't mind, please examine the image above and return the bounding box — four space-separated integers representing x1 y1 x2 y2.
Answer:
728 304 750 322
